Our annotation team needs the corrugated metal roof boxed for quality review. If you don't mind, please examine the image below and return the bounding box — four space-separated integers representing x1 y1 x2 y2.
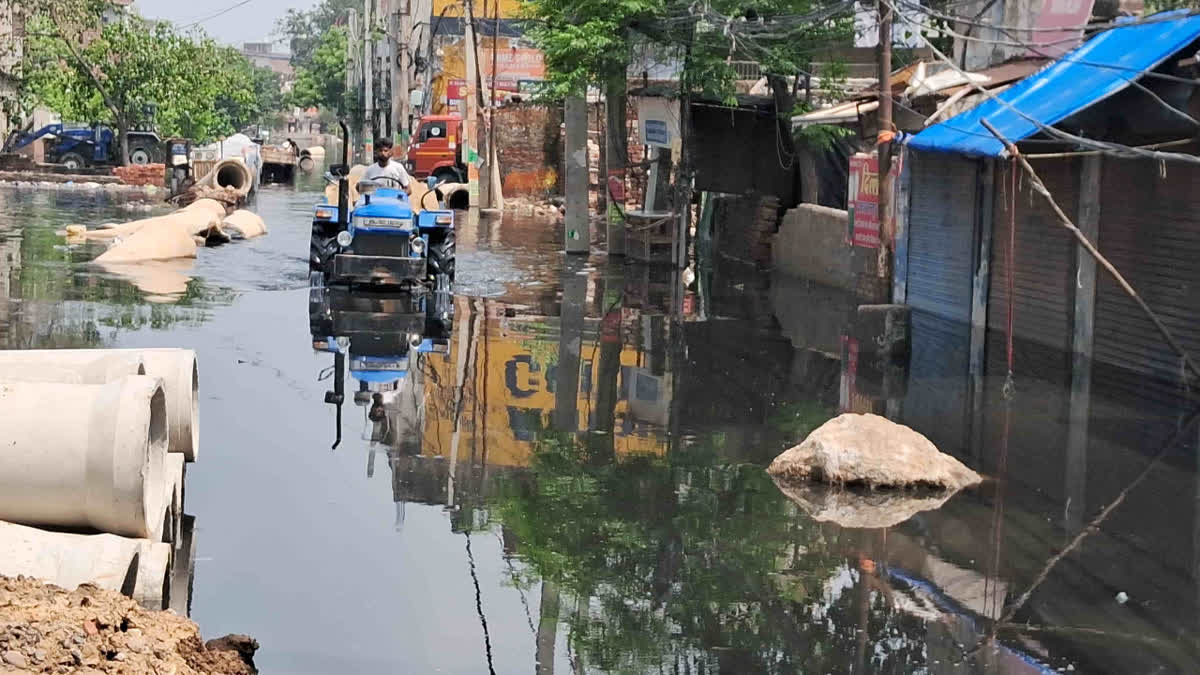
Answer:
908 12 1200 157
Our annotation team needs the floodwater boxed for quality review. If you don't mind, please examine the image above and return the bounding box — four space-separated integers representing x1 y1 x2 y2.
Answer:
2 176 1199 674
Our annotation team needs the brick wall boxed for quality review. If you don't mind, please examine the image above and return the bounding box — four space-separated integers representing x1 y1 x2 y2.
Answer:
495 104 562 198
112 164 165 187
712 193 781 265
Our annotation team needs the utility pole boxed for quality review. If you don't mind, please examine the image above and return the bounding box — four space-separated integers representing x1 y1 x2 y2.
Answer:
463 0 481 206
604 54 628 256
486 0 503 209
363 0 375 163
564 95 589 253
391 0 412 150
347 8 360 161
876 0 893 283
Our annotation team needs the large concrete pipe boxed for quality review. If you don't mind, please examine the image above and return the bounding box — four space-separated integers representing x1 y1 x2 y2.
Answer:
0 376 167 538
222 209 267 238
196 158 252 198
0 520 172 611
0 348 199 461
155 453 185 545
0 351 144 384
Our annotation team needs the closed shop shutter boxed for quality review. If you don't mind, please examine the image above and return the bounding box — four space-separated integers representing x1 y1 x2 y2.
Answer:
986 157 1077 386
903 152 980 453
1093 156 1200 438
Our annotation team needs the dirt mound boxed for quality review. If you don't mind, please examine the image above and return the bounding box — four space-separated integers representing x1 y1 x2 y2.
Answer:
0 576 256 674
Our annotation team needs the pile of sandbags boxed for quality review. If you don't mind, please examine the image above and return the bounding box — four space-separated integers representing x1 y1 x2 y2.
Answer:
63 199 267 263
0 348 202 613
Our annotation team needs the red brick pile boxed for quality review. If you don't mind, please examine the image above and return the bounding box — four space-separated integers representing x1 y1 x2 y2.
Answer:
113 163 166 187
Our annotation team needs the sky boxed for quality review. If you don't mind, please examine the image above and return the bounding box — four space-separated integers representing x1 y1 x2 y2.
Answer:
133 0 316 48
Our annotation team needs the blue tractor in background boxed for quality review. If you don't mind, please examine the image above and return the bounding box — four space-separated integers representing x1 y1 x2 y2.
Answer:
2 122 162 169
310 121 456 291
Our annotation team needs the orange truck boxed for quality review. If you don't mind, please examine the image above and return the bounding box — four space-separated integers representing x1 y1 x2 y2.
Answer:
403 114 466 184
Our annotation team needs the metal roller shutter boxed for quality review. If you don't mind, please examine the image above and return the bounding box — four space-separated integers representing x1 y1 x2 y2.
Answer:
986 157 1077 385
1093 157 1200 429
903 152 980 452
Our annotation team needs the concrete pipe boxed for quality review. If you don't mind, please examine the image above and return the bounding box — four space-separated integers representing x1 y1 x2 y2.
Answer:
0 348 199 461
154 452 185 545
0 351 144 384
0 520 173 610
0 376 167 538
94 209 230 263
222 209 267 238
196 158 252 197
306 146 326 159
298 154 316 172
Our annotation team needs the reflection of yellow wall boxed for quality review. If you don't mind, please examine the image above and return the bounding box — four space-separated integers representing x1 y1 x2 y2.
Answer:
433 0 524 18
422 321 669 468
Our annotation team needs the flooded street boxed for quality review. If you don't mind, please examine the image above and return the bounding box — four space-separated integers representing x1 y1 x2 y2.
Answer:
3 178 1200 674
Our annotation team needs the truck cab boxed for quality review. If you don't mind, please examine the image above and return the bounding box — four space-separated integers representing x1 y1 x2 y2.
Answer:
405 115 464 183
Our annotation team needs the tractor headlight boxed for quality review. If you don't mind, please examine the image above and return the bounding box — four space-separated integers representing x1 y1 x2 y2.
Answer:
336 230 353 248
435 214 453 225
410 236 426 254
315 207 336 220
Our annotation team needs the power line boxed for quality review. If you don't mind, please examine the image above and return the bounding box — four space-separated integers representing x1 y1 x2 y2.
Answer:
178 0 255 31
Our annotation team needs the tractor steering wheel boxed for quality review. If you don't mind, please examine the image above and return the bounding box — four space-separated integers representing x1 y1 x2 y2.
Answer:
372 175 407 188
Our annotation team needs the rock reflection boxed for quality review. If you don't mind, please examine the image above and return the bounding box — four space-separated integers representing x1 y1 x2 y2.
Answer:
771 478 960 529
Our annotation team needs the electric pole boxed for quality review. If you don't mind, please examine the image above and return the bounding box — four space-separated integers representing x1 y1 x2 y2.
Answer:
363 0 375 162
391 0 412 150
464 0 481 206
347 8 360 161
876 0 893 283
564 95 589 254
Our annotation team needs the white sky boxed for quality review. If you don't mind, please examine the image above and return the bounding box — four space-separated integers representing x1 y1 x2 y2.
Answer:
134 0 318 48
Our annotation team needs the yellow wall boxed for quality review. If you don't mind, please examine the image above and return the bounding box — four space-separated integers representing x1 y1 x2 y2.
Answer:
433 0 524 18
421 320 669 468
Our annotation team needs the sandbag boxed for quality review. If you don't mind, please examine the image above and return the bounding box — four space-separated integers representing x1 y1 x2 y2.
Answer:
222 210 267 238
182 198 228 220
94 211 217 263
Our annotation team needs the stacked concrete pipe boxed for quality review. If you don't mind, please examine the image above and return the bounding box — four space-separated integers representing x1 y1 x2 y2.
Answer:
0 348 199 461
0 376 168 539
0 348 201 612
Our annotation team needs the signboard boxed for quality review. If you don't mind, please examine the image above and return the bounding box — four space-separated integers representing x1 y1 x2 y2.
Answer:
483 47 545 91
1029 0 1096 58
847 152 902 249
446 78 466 102
434 0 524 18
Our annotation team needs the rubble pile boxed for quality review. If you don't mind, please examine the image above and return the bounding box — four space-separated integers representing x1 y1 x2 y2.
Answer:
0 575 256 674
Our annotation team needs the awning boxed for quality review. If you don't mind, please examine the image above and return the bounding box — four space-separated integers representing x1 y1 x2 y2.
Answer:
907 12 1200 157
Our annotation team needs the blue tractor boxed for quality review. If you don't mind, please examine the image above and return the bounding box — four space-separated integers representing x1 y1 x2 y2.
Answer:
310 122 455 290
2 122 162 169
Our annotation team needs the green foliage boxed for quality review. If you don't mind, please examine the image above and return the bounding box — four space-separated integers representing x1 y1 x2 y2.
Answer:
291 25 350 115
522 0 853 102
276 0 359 68
19 1 284 148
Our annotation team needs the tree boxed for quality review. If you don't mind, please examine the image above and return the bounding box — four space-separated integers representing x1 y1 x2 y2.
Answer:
276 0 358 68
291 25 350 115
19 0 284 161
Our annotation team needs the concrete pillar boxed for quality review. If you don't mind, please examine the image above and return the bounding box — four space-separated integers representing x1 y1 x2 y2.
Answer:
0 520 171 611
0 376 168 539
564 95 590 253
605 73 628 256
553 258 588 432
0 348 199 461
1066 154 1101 533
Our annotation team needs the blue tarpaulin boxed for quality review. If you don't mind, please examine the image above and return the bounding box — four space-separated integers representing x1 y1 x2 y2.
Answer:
907 12 1200 157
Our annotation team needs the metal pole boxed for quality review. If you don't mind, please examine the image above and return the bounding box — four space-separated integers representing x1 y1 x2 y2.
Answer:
564 95 589 253
464 0 481 206
605 59 628 256
363 0 375 162
347 9 360 162
876 0 893 284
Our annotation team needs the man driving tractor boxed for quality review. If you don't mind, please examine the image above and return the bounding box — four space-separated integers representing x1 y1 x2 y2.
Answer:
365 138 412 194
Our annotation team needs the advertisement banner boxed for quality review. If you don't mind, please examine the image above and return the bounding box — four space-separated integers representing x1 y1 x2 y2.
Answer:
847 152 903 249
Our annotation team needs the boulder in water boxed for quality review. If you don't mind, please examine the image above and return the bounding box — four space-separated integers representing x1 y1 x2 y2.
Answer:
767 413 981 490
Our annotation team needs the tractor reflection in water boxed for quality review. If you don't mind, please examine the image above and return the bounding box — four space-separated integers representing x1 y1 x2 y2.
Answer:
309 285 453 450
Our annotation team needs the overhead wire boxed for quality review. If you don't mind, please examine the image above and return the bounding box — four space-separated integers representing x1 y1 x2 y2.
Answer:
880 0 1200 167
178 0 255 31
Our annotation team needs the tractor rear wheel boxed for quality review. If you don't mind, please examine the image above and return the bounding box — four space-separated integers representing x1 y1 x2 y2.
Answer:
59 152 86 170
129 147 152 165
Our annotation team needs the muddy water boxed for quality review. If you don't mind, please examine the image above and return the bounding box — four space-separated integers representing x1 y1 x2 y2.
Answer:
2 179 1199 674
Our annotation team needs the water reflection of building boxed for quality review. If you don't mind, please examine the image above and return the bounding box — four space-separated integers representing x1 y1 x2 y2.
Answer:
0 231 19 347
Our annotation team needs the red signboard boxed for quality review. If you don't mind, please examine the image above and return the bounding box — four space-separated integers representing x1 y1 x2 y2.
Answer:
1029 0 1096 58
848 152 902 250
447 79 466 101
